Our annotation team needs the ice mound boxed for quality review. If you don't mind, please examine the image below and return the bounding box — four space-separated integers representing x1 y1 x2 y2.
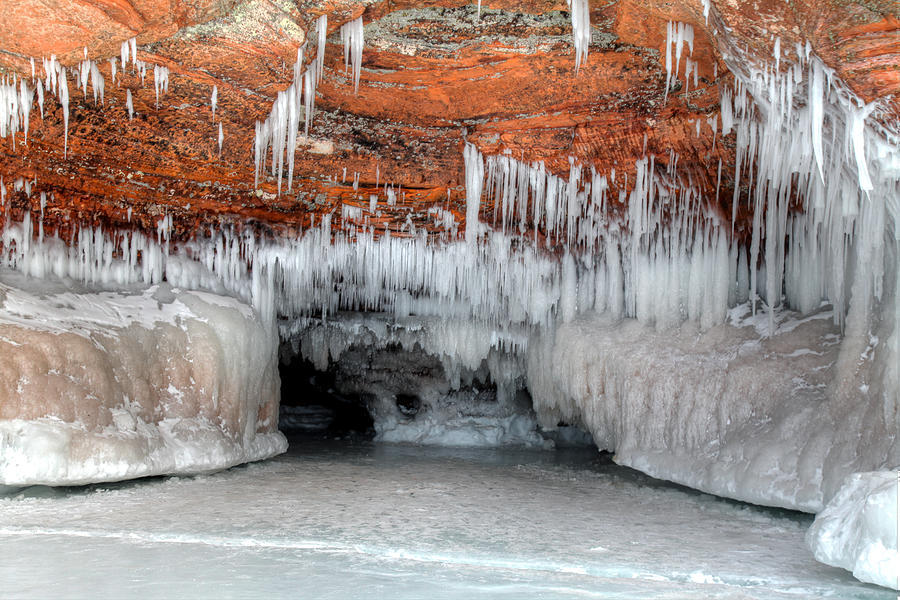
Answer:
0 272 286 487
527 304 900 514
807 471 900 590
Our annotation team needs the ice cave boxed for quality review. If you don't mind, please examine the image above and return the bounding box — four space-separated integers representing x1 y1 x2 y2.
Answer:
0 0 898 597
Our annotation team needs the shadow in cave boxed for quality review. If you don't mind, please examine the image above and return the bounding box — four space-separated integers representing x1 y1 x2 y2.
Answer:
278 353 376 440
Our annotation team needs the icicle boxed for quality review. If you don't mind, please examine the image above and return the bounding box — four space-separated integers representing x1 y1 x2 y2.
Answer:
153 64 169 108
129 37 137 69
126 88 134 120
809 59 825 182
109 57 117 86
567 0 590 73
773 37 781 73
304 66 315 136
316 15 327 85
90 61 104 104
211 85 218 120
59 67 69 158
464 143 484 245
850 101 875 192
218 122 224 158
340 17 364 94
36 83 44 119
19 80 32 144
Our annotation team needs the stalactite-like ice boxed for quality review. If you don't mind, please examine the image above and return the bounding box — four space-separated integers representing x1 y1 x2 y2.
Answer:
153 64 169 108
316 15 327 84
340 17 364 94
254 48 318 194
567 0 590 73
664 21 694 103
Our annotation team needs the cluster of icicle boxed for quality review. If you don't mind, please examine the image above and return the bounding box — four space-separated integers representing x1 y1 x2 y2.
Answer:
2 38 898 337
664 21 696 102
2 139 739 333
0 37 172 157
464 142 737 329
340 17 364 94
719 41 899 332
0 55 71 156
253 15 328 195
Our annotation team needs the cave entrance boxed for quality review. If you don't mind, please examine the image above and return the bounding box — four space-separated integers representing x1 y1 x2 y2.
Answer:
277 325 596 451
278 353 376 440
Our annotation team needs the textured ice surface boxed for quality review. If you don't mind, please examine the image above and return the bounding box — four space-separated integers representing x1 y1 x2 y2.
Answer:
528 304 900 514
807 471 900 590
283 315 544 447
0 269 286 487
0 441 893 599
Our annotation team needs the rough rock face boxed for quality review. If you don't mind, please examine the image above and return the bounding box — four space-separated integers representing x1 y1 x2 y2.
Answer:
0 0 897 242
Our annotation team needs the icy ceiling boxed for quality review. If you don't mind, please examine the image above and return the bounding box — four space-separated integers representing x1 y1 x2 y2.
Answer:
0 0 895 237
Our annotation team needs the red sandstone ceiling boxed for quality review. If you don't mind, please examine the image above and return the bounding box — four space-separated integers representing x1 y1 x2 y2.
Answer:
0 0 897 241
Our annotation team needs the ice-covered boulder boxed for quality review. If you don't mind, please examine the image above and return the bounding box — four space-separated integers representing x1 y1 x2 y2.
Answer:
0 272 286 488
807 471 900 590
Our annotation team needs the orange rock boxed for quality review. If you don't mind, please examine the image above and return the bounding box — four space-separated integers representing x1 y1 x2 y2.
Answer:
0 0 896 244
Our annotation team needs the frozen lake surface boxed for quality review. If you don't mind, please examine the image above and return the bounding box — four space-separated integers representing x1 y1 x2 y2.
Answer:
0 438 893 599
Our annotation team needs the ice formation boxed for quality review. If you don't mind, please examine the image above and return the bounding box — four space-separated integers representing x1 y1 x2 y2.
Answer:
282 316 544 447
153 64 169 108
664 21 694 102
340 17 364 94
211 85 218 119
316 15 327 85
254 46 319 194
807 471 900 590
568 0 590 73
0 8 898 591
0 270 286 488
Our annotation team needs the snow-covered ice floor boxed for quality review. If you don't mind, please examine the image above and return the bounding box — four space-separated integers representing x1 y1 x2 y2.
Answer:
0 438 893 599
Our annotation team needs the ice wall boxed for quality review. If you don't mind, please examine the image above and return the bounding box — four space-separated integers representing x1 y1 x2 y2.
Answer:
806 470 900 590
0 270 286 488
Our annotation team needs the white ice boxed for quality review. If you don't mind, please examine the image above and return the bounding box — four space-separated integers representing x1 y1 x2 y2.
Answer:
0 441 893 599
0 268 286 488
807 471 900 590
